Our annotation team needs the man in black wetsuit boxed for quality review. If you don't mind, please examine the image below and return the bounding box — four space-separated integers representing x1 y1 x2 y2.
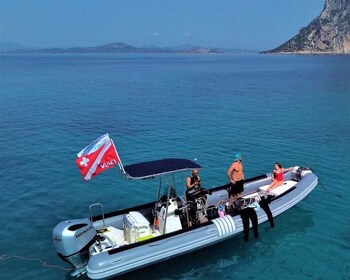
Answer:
186 169 201 189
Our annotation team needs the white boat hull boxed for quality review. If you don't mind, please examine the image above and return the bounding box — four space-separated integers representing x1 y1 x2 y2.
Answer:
84 169 318 279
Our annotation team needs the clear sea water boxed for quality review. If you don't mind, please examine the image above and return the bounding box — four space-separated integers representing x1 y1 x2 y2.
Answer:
1 53 350 280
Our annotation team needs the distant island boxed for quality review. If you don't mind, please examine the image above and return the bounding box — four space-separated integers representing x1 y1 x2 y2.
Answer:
262 0 350 54
0 42 258 54
4 0 348 55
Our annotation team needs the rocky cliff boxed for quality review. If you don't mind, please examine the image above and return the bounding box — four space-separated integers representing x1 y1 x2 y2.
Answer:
262 0 350 54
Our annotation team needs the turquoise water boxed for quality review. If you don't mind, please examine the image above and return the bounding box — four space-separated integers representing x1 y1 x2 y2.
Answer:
1 53 350 280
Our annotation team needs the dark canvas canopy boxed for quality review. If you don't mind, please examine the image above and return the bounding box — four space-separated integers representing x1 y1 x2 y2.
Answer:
124 158 201 179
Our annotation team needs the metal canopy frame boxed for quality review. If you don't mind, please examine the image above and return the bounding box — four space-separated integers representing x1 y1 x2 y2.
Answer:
123 158 201 234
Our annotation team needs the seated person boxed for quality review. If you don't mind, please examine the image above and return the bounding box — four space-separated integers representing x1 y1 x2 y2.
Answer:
186 169 211 201
266 162 292 192
186 169 201 189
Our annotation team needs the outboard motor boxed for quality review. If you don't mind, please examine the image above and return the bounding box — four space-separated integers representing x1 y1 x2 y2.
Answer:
53 219 97 269
291 166 301 181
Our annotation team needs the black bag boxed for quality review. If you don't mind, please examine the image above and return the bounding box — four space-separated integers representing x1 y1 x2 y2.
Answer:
206 207 219 220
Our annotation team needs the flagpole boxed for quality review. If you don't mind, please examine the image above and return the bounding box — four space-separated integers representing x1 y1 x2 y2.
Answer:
111 139 126 176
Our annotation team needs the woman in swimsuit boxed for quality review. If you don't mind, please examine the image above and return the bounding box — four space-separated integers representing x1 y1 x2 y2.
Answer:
267 163 292 192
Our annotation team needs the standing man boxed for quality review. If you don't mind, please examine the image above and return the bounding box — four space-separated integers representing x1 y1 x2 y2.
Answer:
227 153 244 200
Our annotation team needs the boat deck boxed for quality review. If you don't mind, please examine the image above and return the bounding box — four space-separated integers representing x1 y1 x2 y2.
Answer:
259 180 297 196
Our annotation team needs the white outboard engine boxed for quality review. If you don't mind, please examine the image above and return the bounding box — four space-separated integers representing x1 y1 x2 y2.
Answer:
53 219 97 269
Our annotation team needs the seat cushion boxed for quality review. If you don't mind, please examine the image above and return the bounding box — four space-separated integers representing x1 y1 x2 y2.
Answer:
259 180 297 196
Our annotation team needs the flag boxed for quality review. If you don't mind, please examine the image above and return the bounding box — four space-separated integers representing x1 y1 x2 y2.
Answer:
77 133 110 158
76 139 120 181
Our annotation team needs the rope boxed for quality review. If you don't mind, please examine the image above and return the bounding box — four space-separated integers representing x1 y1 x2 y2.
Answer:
318 180 328 192
0 253 82 271
308 166 327 192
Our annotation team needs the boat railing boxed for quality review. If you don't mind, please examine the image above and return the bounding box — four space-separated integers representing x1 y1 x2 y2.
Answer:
89 203 106 228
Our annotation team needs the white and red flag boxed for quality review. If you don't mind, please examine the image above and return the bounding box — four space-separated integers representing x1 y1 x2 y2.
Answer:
75 136 121 181
77 133 110 157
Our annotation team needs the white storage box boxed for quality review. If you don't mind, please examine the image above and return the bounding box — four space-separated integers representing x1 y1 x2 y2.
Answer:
124 211 152 243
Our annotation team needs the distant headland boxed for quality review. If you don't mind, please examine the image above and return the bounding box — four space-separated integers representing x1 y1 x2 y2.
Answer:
0 42 258 54
3 0 348 55
262 0 350 54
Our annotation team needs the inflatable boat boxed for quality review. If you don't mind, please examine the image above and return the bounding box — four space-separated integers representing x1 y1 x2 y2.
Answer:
53 158 318 279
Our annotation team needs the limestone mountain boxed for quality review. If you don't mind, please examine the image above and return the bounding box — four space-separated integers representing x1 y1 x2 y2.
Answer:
263 0 350 54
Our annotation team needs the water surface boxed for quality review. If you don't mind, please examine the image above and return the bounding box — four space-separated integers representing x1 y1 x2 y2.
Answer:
1 53 349 279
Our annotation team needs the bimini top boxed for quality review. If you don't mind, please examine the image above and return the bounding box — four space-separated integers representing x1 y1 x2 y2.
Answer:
123 158 202 180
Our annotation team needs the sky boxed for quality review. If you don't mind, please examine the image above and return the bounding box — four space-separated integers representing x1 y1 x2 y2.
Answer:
0 0 325 50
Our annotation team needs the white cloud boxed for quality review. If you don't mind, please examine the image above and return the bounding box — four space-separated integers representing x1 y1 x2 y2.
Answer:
184 32 191 37
151 32 160 37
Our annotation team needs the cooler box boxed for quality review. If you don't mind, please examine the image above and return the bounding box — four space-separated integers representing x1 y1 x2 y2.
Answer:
124 211 152 243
